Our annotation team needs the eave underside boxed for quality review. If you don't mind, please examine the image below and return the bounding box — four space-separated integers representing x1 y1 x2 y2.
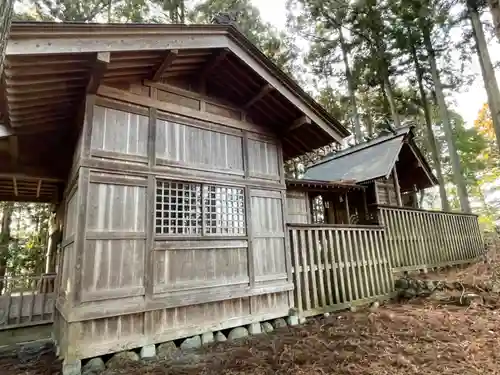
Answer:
0 23 348 202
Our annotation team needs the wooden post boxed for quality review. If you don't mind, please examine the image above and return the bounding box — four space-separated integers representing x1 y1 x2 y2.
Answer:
344 193 350 224
392 166 403 207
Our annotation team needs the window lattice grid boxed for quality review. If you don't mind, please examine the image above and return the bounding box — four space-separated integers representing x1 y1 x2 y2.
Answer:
203 185 246 235
155 181 202 235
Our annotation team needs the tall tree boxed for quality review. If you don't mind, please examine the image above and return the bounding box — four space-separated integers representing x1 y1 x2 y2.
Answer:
466 0 500 156
419 3 471 213
0 0 14 78
487 0 500 42
191 0 300 77
0 203 13 294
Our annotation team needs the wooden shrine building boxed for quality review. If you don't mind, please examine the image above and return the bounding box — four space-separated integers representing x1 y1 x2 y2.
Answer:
0 22 485 374
303 127 438 210
0 22 349 369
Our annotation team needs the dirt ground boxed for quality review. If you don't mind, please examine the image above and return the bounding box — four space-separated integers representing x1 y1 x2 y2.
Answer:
4 245 500 375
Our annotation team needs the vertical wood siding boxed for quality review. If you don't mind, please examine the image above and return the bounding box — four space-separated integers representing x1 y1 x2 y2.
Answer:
248 138 280 180
155 118 244 174
251 190 287 282
82 179 146 301
91 105 149 157
153 240 249 293
286 191 310 224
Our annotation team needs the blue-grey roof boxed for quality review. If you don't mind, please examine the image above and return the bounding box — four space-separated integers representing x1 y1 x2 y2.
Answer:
303 128 411 183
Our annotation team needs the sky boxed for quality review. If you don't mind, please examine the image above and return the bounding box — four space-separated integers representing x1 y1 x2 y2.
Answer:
250 0 499 127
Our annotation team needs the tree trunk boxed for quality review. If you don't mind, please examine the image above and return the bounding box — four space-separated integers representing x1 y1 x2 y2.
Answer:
338 26 362 143
382 72 401 127
468 0 500 156
422 23 471 213
0 0 14 78
0 203 13 294
487 0 500 43
409 33 450 211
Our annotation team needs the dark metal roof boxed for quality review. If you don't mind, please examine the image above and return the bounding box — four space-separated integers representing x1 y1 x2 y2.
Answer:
303 126 438 187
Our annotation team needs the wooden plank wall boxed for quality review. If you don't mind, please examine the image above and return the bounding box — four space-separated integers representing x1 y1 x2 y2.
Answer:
378 205 485 272
54 81 293 361
286 190 311 224
288 224 393 318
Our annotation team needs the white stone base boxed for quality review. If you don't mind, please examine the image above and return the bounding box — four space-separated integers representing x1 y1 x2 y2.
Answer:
140 344 156 359
62 359 81 375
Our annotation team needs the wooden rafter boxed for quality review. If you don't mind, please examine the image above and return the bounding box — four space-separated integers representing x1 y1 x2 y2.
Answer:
87 52 110 94
12 176 18 196
243 84 273 109
200 48 229 78
151 49 178 81
36 179 42 198
288 115 311 132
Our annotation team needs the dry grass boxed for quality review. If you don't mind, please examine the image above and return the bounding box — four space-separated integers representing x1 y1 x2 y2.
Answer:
4 242 500 375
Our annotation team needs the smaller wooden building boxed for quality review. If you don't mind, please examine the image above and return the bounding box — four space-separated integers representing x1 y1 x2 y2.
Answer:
303 127 437 209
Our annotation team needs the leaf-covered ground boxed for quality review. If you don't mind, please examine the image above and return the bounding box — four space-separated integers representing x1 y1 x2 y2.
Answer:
3 244 500 375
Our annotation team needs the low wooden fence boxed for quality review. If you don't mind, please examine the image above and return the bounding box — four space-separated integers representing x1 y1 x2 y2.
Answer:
288 224 393 317
0 273 56 330
377 205 485 272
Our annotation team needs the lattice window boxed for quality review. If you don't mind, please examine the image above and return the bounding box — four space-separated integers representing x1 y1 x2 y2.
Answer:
155 180 246 236
155 181 202 235
204 185 245 235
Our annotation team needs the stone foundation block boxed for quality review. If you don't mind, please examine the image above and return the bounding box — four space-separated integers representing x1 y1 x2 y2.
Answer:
62 359 81 375
247 322 262 335
140 344 156 359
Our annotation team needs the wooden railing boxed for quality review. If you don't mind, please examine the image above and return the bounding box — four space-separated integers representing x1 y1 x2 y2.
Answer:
377 205 485 272
0 273 57 330
288 224 393 317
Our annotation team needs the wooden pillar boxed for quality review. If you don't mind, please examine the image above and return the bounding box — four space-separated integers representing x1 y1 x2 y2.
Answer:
345 193 350 224
392 166 403 207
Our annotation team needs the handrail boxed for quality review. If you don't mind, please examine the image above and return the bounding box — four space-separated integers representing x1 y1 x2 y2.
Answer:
287 223 385 230
372 204 479 217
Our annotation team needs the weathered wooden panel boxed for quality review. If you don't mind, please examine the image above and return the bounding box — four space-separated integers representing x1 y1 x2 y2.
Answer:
286 191 310 224
251 190 287 280
86 182 147 232
91 105 149 156
59 243 75 299
157 88 200 110
156 118 244 174
153 240 249 293
248 139 280 179
81 312 144 344
206 102 241 120
64 189 78 240
82 240 145 300
148 297 250 335
251 292 289 315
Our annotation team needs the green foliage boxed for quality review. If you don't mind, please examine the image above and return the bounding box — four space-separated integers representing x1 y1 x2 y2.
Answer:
190 0 300 77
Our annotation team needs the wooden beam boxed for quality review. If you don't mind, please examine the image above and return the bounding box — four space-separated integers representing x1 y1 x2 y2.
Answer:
200 49 229 78
151 49 178 82
9 136 18 166
13 177 18 196
86 52 110 94
288 115 312 132
36 179 42 198
244 84 273 109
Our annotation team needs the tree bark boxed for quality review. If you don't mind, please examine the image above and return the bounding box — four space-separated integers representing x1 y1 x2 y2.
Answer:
0 0 14 78
468 0 500 156
409 33 450 211
338 26 363 143
0 203 13 294
422 22 471 213
487 0 500 43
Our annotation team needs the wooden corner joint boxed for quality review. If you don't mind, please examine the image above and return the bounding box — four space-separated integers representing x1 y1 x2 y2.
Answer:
86 52 111 94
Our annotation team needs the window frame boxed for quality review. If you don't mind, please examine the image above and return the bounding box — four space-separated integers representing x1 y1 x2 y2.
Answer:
155 178 247 238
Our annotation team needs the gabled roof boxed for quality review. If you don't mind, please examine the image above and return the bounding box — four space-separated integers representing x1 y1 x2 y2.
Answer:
1 22 349 158
303 126 438 190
